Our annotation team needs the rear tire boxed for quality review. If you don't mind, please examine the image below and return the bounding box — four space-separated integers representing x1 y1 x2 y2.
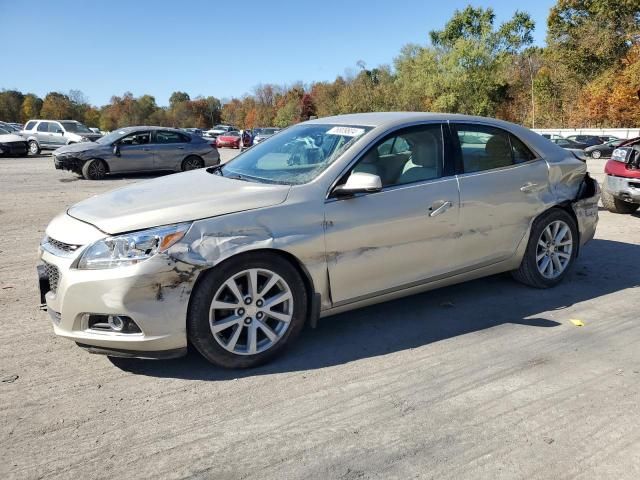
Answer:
82 159 107 180
187 252 308 368
182 155 204 171
28 140 40 155
591 150 602 159
601 189 639 214
512 209 578 289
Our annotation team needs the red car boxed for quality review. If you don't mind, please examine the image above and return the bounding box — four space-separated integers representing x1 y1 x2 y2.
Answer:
602 137 640 214
216 131 241 149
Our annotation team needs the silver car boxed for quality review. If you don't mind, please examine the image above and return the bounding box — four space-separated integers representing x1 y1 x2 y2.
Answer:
21 119 102 154
38 113 599 368
252 127 280 144
52 126 220 179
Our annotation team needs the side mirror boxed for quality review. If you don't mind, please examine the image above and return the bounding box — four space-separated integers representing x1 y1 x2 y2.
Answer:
332 172 382 197
56 129 64 134
112 144 121 156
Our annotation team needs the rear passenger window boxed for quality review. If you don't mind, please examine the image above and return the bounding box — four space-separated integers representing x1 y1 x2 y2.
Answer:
25 121 36 130
352 124 443 187
510 135 536 163
455 124 535 173
156 131 190 143
37 122 49 132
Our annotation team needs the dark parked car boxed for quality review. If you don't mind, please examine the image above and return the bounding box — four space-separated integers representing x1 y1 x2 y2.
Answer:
566 135 604 147
52 126 220 180
585 139 629 159
0 131 28 156
550 138 590 150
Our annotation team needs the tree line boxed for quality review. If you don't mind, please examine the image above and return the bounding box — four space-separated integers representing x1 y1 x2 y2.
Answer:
1 1 638 130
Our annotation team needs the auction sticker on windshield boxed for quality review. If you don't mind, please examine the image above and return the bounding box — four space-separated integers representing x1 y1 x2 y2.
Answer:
326 126 366 137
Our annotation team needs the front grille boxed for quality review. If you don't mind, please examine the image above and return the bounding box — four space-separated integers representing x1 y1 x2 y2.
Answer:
45 236 81 255
43 262 60 294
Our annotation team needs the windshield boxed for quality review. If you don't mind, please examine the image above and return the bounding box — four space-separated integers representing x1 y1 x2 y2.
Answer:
221 123 371 185
60 121 92 133
96 129 129 145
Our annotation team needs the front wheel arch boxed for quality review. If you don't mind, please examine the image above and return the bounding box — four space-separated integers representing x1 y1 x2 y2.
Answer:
186 248 317 328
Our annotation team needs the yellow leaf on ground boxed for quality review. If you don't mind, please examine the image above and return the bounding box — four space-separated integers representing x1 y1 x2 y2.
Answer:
570 319 585 327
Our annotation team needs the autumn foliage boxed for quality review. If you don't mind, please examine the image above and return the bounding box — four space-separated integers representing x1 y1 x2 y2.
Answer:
0 0 638 130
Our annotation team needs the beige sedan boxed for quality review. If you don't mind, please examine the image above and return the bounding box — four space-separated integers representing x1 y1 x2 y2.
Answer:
38 113 600 368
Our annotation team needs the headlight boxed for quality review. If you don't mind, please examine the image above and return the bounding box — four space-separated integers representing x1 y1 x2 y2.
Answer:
611 147 630 163
76 223 191 269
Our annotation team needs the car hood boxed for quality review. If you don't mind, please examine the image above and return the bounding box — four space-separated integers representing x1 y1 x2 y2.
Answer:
54 142 102 155
67 169 291 234
0 133 25 142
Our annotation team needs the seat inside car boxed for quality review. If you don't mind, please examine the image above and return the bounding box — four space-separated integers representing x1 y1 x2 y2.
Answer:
399 133 441 183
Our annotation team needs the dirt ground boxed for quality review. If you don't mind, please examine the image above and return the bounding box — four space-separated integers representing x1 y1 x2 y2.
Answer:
1 152 639 480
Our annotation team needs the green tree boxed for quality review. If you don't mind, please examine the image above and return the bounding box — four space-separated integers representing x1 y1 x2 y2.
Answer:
20 94 43 122
0 90 25 122
40 92 74 119
547 0 640 82
169 91 190 108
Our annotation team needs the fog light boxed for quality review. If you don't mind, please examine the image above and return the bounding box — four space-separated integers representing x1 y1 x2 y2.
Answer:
83 313 142 334
108 315 125 332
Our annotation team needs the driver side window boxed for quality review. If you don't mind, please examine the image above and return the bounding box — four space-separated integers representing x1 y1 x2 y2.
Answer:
351 124 443 187
120 131 150 145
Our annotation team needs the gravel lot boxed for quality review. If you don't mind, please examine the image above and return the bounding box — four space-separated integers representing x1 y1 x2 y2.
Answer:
1 152 639 479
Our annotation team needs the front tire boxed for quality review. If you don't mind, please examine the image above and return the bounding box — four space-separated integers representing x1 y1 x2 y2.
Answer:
601 189 639 214
188 252 308 368
81 159 107 180
512 209 578 288
28 140 40 155
591 150 602 159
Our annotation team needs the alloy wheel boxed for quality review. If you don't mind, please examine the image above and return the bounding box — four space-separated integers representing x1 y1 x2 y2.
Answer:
591 150 601 159
89 161 106 178
536 220 573 279
209 268 294 355
183 157 203 170
28 142 38 154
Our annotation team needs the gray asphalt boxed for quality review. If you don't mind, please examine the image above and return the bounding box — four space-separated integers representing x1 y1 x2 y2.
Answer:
0 153 638 479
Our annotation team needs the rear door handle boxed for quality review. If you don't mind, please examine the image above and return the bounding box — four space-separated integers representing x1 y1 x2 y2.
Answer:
429 200 453 217
143 148 151 151
177 146 185 150
520 182 538 193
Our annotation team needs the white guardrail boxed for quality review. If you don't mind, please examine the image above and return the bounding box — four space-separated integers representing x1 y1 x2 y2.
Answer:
533 128 640 139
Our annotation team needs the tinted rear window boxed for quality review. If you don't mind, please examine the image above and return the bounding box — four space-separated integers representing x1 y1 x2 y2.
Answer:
25 121 37 130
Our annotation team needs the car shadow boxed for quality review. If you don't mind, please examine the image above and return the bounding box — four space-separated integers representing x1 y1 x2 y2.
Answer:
110 238 640 380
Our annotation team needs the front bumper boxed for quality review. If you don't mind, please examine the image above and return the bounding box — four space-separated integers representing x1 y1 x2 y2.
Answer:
604 174 640 203
53 154 84 173
40 243 201 356
0 141 28 156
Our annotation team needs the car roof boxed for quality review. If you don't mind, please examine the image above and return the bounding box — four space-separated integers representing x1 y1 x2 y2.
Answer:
304 112 533 130
111 126 190 133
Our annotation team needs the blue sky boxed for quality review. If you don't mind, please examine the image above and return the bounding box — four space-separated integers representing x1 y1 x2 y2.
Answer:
0 0 557 106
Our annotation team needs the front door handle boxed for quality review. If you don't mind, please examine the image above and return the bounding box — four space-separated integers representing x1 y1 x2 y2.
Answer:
429 200 453 217
520 182 538 193
177 146 185 150
143 147 151 151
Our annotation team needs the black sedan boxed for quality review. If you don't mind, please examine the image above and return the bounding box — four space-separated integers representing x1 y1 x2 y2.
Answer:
0 130 28 156
585 139 629 159
550 138 590 150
